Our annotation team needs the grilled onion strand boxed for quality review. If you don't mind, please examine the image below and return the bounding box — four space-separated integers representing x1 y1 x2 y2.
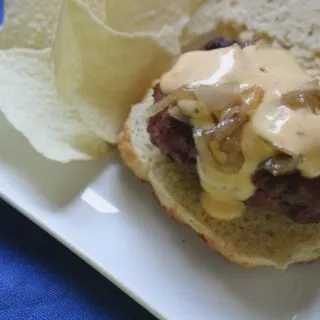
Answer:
149 86 197 116
194 108 246 174
281 89 320 115
195 107 246 141
263 154 301 176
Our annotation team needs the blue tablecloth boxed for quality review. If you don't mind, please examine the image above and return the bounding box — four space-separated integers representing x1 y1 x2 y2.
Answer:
0 200 155 320
0 0 3 28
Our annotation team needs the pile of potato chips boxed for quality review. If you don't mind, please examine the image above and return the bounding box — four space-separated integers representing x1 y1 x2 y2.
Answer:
0 0 209 162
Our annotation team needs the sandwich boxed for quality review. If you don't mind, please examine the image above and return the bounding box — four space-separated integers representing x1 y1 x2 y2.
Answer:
4 0 319 269
118 35 320 269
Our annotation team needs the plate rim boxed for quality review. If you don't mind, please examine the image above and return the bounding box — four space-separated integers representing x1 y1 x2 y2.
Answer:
0 191 164 320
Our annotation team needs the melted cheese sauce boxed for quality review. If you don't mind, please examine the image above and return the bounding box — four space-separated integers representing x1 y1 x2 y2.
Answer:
159 44 320 220
254 103 320 178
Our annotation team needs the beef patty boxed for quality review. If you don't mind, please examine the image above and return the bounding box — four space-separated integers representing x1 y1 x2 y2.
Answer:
146 37 320 225
148 37 238 173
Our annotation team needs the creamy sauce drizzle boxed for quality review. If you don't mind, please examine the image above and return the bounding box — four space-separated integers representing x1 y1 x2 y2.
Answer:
159 44 320 220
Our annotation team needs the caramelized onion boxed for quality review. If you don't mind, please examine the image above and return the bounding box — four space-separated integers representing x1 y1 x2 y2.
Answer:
194 130 244 174
168 106 189 123
219 131 245 173
262 154 301 176
281 89 320 115
193 131 216 166
193 82 241 113
149 86 197 116
149 82 261 175
194 109 245 174
240 85 264 114
150 83 264 120
194 83 264 116
195 107 246 141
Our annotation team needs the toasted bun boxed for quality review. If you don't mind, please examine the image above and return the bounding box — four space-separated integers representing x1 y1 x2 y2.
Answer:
118 89 320 269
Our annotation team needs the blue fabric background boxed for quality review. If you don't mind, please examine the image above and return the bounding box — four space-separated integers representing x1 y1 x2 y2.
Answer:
0 200 156 320
0 0 3 28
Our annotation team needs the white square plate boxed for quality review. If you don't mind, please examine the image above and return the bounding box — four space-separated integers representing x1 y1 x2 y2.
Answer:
1 112 320 320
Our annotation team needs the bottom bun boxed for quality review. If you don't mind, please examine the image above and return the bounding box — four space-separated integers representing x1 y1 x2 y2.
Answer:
118 89 320 269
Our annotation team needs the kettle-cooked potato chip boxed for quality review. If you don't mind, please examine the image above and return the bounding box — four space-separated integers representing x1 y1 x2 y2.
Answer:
105 0 205 54
0 0 109 162
0 0 62 49
0 48 108 162
53 0 175 144
1 0 212 162
82 0 108 22
105 0 204 34
181 0 235 49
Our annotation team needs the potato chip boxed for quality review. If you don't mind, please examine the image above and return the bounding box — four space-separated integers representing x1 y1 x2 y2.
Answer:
0 48 108 162
181 0 246 49
1 0 209 162
105 0 205 53
82 0 108 22
53 0 176 144
0 0 62 49
105 0 204 34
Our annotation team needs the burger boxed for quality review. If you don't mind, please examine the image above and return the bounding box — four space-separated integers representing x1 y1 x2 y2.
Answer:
118 36 320 269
